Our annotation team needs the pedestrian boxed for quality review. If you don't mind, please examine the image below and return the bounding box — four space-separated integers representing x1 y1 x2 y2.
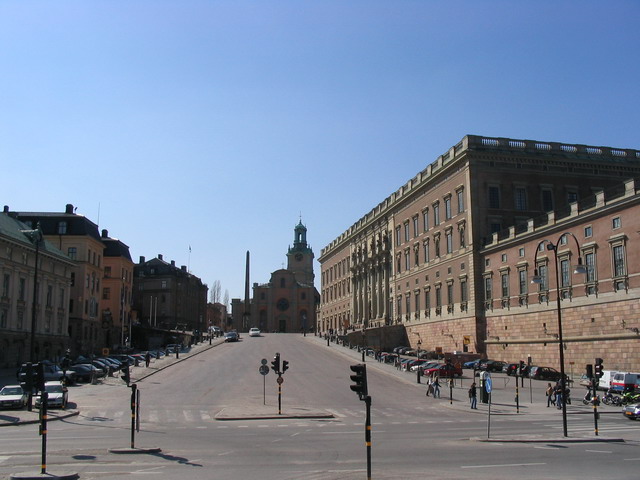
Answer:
469 382 477 409
546 382 555 407
145 351 151 368
432 377 441 398
425 377 432 396
555 382 563 409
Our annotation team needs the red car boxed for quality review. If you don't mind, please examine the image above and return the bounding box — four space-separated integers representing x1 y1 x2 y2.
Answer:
423 363 463 378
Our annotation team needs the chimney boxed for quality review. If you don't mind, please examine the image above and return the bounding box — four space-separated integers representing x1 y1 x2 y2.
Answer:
158 254 163 260
171 260 175 267
101 229 108 238
139 256 146 264
181 265 187 272
3 205 8 214
65 204 74 214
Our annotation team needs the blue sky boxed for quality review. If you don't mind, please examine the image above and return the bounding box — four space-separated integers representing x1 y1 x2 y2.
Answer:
1 1 638 300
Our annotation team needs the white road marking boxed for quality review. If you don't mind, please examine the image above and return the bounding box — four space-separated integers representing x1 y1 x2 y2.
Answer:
461 462 546 469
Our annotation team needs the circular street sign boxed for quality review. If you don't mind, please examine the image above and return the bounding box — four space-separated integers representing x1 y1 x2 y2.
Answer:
261 358 267 365
259 365 269 376
485 377 493 393
277 376 284 385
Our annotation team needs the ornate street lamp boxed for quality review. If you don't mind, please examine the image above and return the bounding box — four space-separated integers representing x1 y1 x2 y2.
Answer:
531 232 586 437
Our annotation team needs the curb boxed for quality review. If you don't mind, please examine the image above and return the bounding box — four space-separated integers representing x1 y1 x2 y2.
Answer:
472 436 625 443
0 410 79 427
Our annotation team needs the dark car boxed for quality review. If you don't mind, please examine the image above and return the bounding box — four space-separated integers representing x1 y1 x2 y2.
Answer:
505 363 529 376
529 366 565 382
423 363 463 378
224 331 239 342
478 360 506 372
68 364 103 382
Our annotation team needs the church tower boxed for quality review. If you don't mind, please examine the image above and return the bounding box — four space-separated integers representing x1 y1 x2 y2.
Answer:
287 221 315 285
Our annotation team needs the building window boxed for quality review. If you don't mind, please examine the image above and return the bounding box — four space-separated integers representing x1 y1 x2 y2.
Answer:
57 221 67 234
435 286 442 308
488 186 500 209
537 264 549 291
103 287 111 300
445 230 453 254
567 191 578 204
519 247 525 257
560 258 570 288
444 196 452 220
542 189 554 211
414 246 419 267
0 309 7 328
423 209 429 232
425 289 431 313
395 226 401 246
405 295 411 318
433 202 440 226
447 282 454 306
404 250 410 270
460 279 468 302
434 237 440 258
397 297 402 318
67 247 77 260
585 251 596 283
501 273 509 298
584 226 593 238
612 217 621 229
397 255 402 274
560 234 568 246
104 266 111 278
612 244 625 277
403 222 409 242
46 285 53 307
457 188 464 214
423 240 430 263
518 269 527 295
413 216 419 238
2 273 9 298
414 292 420 318
484 277 492 301
490 221 501 234
515 187 527 211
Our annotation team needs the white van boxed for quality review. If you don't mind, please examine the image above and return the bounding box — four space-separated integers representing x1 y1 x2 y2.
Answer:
596 370 616 391
610 372 640 393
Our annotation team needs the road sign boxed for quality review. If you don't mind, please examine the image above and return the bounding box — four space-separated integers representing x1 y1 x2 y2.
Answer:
277 376 284 385
485 377 492 393
259 365 269 376
261 358 267 365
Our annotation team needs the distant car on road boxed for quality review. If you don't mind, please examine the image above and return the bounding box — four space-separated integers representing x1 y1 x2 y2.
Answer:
0 385 28 409
623 403 640 420
249 328 261 337
224 331 239 342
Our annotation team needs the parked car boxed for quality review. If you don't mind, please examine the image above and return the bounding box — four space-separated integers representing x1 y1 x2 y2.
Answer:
16 362 76 385
224 331 239 342
463 359 481 369
417 361 444 373
34 381 68 409
622 403 640 420
423 363 463 378
529 366 566 382
478 360 506 372
0 385 28 409
249 328 261 337
67 364 103 382
504 363 529 376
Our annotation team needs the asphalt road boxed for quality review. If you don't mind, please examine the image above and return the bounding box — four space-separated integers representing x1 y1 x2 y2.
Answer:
1 334 639 480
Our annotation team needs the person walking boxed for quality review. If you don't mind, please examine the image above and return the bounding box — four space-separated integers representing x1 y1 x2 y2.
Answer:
145 351 151 368
432 377 441 398
546 382 555 407
469 382 477 409
555 382 563 409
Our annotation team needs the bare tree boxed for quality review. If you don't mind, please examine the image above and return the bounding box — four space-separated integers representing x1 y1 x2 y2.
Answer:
210 280 222 303
223 289 230 309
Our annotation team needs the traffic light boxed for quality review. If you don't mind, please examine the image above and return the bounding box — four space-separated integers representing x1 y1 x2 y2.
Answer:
33 362 46 392
595 358 604 378
350 364 368 400
19 362 34 392
122 363 131 385
586 364 594 379
281 360 289 373
271 353 280 374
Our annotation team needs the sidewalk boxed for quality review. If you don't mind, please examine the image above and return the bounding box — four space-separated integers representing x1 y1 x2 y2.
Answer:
0 338 225 427
306 334 626 443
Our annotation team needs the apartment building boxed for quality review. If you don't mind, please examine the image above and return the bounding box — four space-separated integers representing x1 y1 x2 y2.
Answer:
0 208 74 367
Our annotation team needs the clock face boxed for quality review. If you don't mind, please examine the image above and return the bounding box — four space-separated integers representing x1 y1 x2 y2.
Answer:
276 298 290 311
295 253 303 261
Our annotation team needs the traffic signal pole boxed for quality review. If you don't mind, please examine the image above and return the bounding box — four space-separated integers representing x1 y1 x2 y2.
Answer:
39 391 48 475
365 395 372 480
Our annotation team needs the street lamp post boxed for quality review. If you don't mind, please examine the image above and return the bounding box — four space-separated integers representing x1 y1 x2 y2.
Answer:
531 232 586 437
21 224 43 363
